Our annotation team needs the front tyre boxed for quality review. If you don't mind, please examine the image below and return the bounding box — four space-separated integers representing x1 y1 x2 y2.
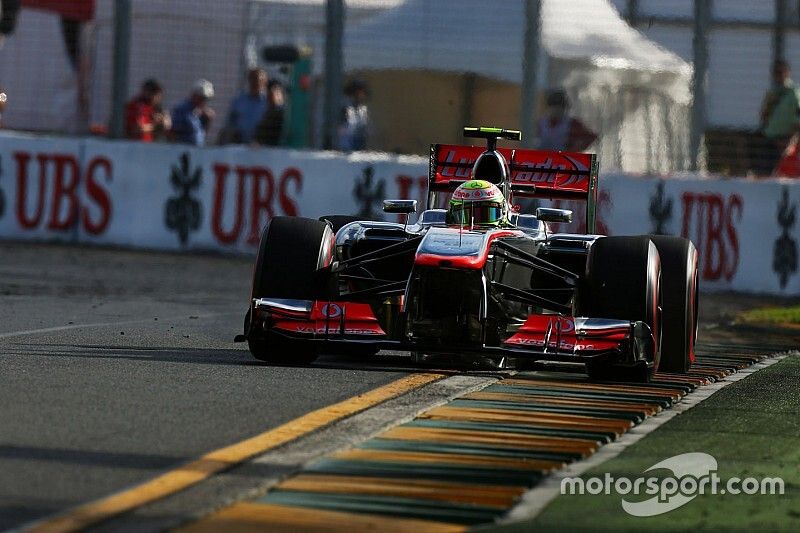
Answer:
649 236 699 374
248 217 334 365
578 236 662 382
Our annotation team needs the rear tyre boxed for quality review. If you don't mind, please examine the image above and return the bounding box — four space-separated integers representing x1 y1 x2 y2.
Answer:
650 236 699 374
248 217 334 365
578 236 662 382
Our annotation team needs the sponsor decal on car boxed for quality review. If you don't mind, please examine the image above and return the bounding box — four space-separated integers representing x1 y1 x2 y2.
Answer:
320 303 342 318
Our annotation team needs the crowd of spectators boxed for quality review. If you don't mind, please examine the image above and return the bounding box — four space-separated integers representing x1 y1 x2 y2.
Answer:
123 68 289 148
122 69 370 151
15 57 800 173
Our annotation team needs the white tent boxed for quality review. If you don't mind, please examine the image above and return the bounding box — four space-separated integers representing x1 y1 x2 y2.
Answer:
0 0 694 171
342 0 695 172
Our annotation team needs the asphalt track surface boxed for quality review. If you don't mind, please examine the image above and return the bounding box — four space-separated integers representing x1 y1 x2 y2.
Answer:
0 243 411 530
0 243 795 531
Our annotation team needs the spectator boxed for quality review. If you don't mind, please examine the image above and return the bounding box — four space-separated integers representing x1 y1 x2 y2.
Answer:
0 87 6 128
338 79 369 151
171 79 215 146
223 68 267 144
255 80 285 146
756 60 800 174
536 89 597 152
125 79 170 142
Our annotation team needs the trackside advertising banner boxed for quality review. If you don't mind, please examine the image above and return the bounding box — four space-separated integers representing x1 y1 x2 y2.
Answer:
0 132 798 295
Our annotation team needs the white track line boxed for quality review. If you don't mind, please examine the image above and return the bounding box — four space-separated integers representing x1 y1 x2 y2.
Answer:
499 352 795 524
0 313 232 340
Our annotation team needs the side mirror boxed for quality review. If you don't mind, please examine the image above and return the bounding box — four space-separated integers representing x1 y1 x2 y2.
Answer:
418 208 447 225
536 207 573 224
383 199 417 214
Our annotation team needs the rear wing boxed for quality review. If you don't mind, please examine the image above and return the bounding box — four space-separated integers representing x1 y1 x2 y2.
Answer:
428 144 600 232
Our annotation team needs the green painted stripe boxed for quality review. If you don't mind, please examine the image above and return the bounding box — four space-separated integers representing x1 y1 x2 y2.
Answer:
695 353 766 362
361 438 584 462
606 381 693 393
404 418 614 443
696 355 761 362
693 362 745 370
260 490 503 525
649 380 699 391
693 360 738 367
484 384 673 408
692 364 737 372
697 355 757 363
448 399 645 423
305 458 543 487
695 344 770 354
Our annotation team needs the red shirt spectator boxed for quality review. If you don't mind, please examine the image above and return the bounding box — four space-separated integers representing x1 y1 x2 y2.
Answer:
125 98 155 141
536 89 597 152
125 79 169 142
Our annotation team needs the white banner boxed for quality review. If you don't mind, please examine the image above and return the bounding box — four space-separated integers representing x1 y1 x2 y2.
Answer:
0 132 798 295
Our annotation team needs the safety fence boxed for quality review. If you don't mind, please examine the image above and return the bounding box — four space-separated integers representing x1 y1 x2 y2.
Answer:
2 1 799 177
0 132 797 295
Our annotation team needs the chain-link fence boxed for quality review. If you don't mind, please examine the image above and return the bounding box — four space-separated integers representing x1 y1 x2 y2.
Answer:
0 0 798 176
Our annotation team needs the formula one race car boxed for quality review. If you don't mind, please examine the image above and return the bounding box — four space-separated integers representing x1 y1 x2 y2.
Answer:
237 127 699 382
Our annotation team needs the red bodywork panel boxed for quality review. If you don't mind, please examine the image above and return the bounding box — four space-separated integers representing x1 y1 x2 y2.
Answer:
430 144 596 200
414 228 524 270
255 300 635 360
504 315 629 353
271 301 386 337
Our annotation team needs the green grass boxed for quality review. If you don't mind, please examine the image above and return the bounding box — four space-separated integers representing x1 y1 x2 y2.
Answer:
737 305 800 325
488 355 800 532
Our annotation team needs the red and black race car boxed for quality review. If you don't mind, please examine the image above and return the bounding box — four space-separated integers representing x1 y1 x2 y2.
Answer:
236 127 698 382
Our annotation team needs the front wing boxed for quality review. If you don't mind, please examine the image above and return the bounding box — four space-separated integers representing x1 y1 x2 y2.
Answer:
246 298 654 365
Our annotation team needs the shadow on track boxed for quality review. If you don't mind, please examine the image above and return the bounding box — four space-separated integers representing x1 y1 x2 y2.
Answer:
14 343 516 377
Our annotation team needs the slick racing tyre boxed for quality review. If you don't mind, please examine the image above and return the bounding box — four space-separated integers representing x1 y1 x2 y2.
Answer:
579 236 662 382
248 216 335 365
319 215 362 233
649 235 699 374
252 216 334 301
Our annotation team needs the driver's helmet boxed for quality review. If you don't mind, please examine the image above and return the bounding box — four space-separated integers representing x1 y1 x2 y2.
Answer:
446 180 508 226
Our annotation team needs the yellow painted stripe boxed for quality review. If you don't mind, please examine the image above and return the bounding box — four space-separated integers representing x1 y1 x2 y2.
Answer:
27 373 444 533
178 502 466 533
278 474 526 508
